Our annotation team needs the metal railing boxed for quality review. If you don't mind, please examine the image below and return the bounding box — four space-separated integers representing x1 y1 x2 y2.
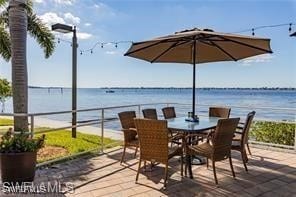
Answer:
0 102 295 153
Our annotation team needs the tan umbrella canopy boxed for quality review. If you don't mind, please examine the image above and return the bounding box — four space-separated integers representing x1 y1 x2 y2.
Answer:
124 28 272 118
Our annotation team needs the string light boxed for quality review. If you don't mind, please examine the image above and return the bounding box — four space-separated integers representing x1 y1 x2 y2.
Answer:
55 22 295 55
232 22 296 35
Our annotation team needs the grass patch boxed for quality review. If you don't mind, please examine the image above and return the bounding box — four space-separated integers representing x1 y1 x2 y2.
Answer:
0 118 13 126
34 128 121 163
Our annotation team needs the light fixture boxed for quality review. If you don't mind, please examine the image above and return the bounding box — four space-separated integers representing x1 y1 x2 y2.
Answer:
52 23 78 138
51 23 73 33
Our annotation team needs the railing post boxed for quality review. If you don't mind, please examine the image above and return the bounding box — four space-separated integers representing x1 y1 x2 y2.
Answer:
138 105 141 117
30 115 34 138
101 109 104 153
294 127 296 151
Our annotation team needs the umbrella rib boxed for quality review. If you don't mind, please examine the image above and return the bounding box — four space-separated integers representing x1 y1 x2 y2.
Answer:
217 36 273 53
150 40 191 63
208 41 238 61
124 40 168 56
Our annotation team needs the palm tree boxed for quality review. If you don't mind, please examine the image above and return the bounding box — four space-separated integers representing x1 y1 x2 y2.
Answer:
0 0 55 131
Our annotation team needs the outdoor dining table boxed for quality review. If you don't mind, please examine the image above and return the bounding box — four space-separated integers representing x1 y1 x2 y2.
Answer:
167 116 220 179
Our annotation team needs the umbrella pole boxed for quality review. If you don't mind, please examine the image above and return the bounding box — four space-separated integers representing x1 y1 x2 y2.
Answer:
192 40 196 118
192 63 196 118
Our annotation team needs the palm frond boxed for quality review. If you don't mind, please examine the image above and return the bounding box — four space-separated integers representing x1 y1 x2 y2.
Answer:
0 25 11 61
27 13 55 58
0 0 7 7
0 10 8 27
26 0 33 15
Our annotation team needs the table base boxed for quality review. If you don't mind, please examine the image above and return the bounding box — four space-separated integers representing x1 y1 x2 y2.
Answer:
191 155 206 165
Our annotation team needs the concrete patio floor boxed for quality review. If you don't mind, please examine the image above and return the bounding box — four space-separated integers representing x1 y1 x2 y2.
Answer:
2 146 295 196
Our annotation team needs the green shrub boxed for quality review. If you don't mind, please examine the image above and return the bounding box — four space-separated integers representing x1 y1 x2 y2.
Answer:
250 121 295 146
0 129 45 153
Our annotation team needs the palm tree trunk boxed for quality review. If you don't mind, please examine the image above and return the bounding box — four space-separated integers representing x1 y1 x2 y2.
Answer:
9 0 29 131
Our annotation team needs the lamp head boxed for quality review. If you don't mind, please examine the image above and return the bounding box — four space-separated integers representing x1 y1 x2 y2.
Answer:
52 23 73 33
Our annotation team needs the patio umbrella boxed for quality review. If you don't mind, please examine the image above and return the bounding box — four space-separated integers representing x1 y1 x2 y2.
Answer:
124 28 272 118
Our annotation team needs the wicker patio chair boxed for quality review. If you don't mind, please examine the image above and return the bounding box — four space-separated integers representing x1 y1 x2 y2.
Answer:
162 107 183 146
186 118 240 184
118 111 139 164
162 107 176 119
197 107 232 143
209 107 231 118
142 108 158 120
134 118 183 187
232 111 256 171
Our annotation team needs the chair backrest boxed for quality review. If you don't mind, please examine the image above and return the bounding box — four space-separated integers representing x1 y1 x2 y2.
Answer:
118 111 136 129
162 107 176 119
134 119 168 163
240 111 256 147
209 107 231 118
142 108 158 120
212 118 240 161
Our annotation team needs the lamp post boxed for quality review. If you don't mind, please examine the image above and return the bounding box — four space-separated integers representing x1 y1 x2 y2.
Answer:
52 23 77 138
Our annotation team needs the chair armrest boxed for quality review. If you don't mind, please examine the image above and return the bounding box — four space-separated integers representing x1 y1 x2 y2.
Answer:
129 128 137 132
121 128 137 141
237 126 244 130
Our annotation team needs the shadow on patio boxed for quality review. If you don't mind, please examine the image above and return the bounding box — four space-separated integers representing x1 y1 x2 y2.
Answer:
32 146 295 197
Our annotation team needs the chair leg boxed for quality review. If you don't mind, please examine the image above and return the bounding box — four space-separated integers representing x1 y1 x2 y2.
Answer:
136 159 142 183
180 155 183 176
246 143 252 155
244 149 249 163
164 164 168 187
241 150 248 172
134 147 138 158
144 160 147 170
206 158 209 169
229 156 236 178
212 160 218 185
120 146 126 164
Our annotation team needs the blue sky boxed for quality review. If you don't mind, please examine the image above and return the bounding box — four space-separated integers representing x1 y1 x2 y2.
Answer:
0 0 295 88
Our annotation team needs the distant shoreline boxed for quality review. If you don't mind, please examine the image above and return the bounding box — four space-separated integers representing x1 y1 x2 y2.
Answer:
29 86 296 91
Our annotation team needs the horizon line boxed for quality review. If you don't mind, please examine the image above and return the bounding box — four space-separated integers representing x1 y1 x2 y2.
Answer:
29 86 296 89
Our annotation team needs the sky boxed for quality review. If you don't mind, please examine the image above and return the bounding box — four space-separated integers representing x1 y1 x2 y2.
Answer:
0 0 296 88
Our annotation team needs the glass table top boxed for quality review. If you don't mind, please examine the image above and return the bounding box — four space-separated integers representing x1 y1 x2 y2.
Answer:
167 116 220 132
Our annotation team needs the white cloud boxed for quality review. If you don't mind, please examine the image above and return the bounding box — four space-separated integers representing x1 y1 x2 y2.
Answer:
63 13 80 25
84 23 92 27
241 54 274 66
93 2 116 17
33 0 44 3
39 12 65 28
105 51 119 55
76 32 92 40
39 12 92 40
62 32 93 40
53 0 75 5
